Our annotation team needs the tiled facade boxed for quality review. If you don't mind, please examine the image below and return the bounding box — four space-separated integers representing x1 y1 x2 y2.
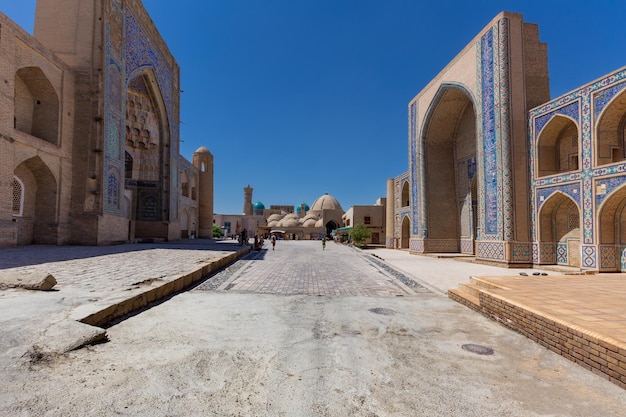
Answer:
387 12 626 271
1 0 213 246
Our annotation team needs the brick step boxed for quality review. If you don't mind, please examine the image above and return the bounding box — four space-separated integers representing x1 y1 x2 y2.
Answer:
448 287 480 312
470 276 511 291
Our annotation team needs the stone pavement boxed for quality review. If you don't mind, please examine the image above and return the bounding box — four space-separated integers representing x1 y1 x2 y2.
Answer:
0 239 249 357
198 240 425 296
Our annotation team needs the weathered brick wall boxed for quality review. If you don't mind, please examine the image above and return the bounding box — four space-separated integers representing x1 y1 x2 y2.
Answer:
480 291 626 390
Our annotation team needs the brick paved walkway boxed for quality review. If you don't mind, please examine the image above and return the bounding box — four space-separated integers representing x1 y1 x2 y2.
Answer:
199 240 424 297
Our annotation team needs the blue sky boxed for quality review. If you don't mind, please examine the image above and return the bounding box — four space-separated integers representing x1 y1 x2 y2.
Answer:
2 1 625 214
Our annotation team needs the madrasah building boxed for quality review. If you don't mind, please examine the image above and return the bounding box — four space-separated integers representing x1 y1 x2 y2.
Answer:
0 0 214 246
386 12 626 272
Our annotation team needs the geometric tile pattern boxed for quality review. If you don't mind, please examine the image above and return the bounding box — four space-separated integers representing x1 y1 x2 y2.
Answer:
599 245 617 270
529 66 626 269
556 243 568 264
582 245 597 268
476 241 505 260
512 242 531 262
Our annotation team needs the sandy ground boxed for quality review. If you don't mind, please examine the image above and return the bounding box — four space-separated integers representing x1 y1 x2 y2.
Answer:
2 290 626 417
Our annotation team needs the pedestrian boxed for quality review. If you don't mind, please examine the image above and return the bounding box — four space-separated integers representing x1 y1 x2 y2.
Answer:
271 234 276 250
322 236 326 251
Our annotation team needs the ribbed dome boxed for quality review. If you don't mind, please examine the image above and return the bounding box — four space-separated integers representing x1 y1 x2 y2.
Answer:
311 193 343 211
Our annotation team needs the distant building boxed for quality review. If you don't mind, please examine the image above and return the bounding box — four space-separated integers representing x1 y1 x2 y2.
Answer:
341 198 386 245
214 188 345 240
1 0 213 246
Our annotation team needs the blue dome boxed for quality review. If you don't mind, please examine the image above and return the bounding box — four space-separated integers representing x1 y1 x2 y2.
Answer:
296 202 310 212
253 201 265 209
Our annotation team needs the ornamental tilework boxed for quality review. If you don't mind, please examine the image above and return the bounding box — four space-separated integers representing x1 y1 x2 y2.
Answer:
594 81 626 118
582 245 596 268
125 12 174 128
104 18 124 214
410 102 419 236
596 176 626 207
539 243 556 264
536 184 581 209
410 239 423 252
534 101 580 136
600 245 617 269
512 243 531 262
481 28 498 236
556 243 568 264
621 247 626 271
532 243 539 263
477 241 505 260
498 18 514 242
104 161 121 214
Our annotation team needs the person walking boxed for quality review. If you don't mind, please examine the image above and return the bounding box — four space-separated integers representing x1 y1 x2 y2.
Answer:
322 236 326 251
271 234 276 250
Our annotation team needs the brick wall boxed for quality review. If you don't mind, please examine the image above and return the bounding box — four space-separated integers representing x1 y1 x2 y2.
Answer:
479 291 626 390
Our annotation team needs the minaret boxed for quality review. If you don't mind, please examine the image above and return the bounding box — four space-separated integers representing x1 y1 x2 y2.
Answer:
386 178 395 248
243 185 253 215
193 147 214 238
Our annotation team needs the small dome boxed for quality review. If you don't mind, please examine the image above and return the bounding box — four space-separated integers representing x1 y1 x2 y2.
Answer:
303 218 317 227
193 146 211 154
284 213 298 220
267 220 279 227
253 201 265 210
315 219 324 228
311 193 343 212
281 218 299 227
267 214 283 222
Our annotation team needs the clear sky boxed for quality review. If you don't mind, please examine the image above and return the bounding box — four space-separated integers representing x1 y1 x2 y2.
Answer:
2 1 625 214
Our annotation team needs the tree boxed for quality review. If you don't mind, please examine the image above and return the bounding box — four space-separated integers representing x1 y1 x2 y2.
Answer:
349 223 371 247
212 225 223 238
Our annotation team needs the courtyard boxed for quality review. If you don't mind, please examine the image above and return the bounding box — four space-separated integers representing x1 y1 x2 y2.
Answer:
1 240 625 416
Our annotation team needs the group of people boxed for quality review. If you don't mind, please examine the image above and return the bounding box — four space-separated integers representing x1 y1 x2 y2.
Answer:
237 231 329 252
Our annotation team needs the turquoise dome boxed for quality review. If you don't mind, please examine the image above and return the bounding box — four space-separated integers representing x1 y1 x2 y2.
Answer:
253 201 265 209
296 202 310 212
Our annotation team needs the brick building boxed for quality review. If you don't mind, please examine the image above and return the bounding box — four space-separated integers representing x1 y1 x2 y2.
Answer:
1 0 213 246
387 11 626 272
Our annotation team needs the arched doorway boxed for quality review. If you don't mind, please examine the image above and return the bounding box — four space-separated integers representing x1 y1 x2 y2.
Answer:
401 215 410 249
13 156 58 244
599 185 626 271
538 192 581 267
124 71 170 239
422 85 477 253
325 221 338 238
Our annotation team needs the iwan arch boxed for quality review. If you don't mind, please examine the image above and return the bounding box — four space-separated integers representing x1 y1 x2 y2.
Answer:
387 11 626 272
1 0 214 246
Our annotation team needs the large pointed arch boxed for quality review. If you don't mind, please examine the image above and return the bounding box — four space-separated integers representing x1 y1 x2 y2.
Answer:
124 69 172 239
420 83 478 253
